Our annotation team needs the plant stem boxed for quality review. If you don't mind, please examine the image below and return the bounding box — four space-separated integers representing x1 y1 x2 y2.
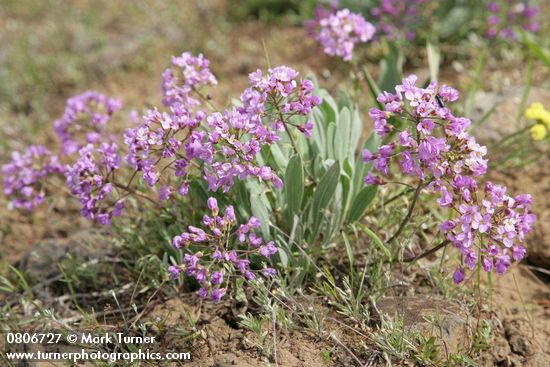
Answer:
277 109 300 156
125 170 139 189
192 87 220 111
113 182 162 207
386 181 423 244
274 103 316 182
515 56 533 127
402 240 450 263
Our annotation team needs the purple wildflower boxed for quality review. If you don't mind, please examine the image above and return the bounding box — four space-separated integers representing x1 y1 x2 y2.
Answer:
162 52 217 109
211 288 225 303
453 267 465 284
169 198 278 301
159 185 174 201
64 143 124 225
2 146 64 210
308 7 375 61
370 0 429 41
486 1 539 40
168 266 181 280
363 75 536 281
53 91 122 156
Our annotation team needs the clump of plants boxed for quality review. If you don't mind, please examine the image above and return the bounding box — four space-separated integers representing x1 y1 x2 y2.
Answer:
3 51 326 301
3 49 537 305
362 74 535 282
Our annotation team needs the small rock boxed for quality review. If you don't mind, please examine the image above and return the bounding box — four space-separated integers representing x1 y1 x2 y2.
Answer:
214 352 237 366
15 228 113 281
504 318 534 357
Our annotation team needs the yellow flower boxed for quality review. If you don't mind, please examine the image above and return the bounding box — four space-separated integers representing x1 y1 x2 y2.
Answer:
530 124 547 141
541 110 550 129
525 102 545 120
525 102 550 129
526 102 545 119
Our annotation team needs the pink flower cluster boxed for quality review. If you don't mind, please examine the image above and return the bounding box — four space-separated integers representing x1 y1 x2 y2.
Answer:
363 75 536 282
487 1 539 40
2 90 124 221
162 52 217 109
2 146 64 210
124 63 320 195
307 5 375 61
197 66 320 191
168 198 277 302
370 0 428 41
443 182 534 283
123 105 206 190
200 109 284 192
364 75 486 181
65 143 124 225
54 91 122 156
4 52 319 228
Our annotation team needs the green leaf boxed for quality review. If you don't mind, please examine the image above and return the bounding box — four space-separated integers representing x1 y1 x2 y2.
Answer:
350 108 363 152
269 143 289 172
521 30 550 70
9 265 33 299
312 108 327 158
334 107 352 162
337 91 352 110
285 155 304 216
341 157 354 216
326 122 336 158
348 185 378 223
343 157 354 178
361 66 384 109
319 90 338 125
341 170 352 221
364 131 381 153
311 155 324 180
247 182 271 238
353 132 380 197
233 180 252 214
251 195 270 238
330 184 344 240
276 236 290 268
312 161 340 235
342 232 354 273
358 224 392 261
353 155 366 195
437 7 470 40
188 179 210 205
